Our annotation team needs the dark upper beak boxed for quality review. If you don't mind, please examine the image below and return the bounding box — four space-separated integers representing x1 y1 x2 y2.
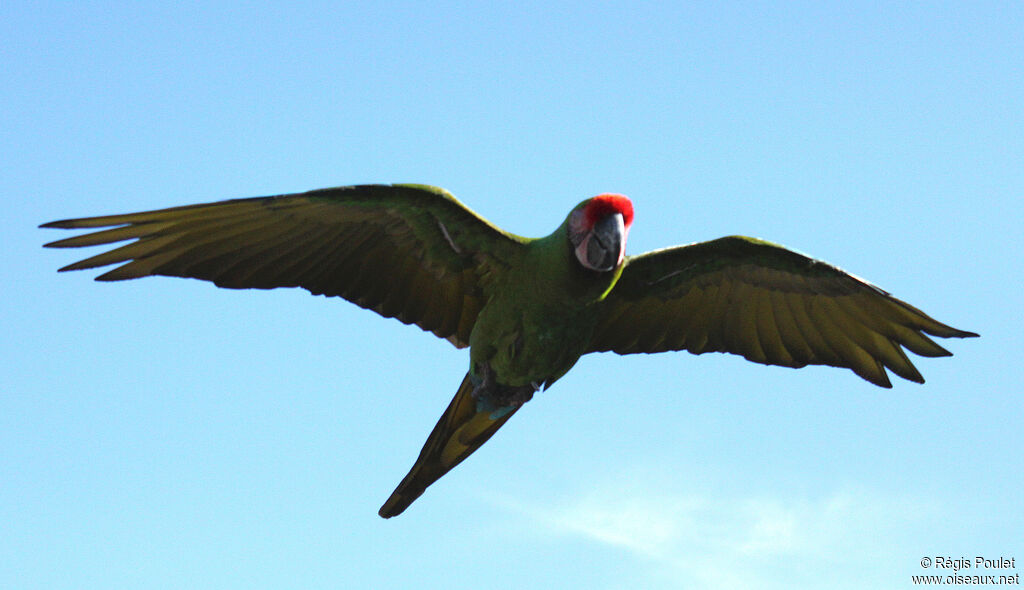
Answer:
585 212 625 271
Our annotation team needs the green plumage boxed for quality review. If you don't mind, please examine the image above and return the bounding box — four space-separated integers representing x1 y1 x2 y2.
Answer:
42 184 977 517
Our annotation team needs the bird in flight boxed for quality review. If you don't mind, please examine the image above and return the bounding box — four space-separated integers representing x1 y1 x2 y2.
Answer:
42 184 977 518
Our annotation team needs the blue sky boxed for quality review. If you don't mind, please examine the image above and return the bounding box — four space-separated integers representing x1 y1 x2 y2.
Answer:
3 2 1021 588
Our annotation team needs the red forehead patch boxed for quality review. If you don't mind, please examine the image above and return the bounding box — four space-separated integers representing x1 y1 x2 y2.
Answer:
585 193 634 228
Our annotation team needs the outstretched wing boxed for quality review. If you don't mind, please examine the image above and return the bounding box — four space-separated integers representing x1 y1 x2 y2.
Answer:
588 236 977 387
42 184 526 347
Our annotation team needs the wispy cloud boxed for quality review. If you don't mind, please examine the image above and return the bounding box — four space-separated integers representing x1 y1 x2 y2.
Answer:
490 471 939 589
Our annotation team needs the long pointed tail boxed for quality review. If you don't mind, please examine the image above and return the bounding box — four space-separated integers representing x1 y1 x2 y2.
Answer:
379 373 519 518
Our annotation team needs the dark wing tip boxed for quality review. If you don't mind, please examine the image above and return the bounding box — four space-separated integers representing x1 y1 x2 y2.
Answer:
44 235 91 249
900 370 925 386
41 217 116 230
921 319 978 340
41 220 82 241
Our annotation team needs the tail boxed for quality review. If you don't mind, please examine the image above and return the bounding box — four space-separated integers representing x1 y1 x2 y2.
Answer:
379 373 519 518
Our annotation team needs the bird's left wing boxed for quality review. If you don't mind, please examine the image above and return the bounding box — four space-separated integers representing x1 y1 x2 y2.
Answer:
587 236 977 387
42 184 526 348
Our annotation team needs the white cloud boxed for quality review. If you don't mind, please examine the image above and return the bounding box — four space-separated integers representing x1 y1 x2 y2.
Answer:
491 473 939 590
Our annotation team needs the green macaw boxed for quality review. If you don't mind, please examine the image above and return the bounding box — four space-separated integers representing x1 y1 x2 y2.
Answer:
42 184 977 518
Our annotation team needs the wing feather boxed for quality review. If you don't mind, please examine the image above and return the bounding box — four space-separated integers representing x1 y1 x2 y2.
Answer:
767 289 813 363
755 290 792 366
788 293 845 367
589 236 976 386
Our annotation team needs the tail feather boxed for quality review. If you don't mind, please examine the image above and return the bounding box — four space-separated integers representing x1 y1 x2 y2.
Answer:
378 373 519 518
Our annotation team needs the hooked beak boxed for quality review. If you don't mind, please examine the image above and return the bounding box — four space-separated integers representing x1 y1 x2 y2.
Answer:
575 212 626 272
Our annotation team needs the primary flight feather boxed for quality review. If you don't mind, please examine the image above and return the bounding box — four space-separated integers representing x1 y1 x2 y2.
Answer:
42 183 977 517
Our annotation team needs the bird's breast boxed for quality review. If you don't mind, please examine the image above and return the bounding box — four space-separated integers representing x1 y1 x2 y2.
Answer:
468 298 595 389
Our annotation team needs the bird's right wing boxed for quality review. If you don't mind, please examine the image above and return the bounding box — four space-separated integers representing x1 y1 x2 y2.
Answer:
588 236 977 387
42 184 527 348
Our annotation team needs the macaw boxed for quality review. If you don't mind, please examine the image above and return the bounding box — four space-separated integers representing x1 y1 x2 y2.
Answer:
42 184 977 518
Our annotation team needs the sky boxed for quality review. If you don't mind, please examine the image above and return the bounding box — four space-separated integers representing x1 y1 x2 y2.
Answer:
2 2 1021 589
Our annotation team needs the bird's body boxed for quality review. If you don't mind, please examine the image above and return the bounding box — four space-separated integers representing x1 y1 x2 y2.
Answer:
469 219 622 388
42 184 976 518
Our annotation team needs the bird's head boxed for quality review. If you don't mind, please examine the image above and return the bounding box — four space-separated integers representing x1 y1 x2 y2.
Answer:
567 193 634 272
